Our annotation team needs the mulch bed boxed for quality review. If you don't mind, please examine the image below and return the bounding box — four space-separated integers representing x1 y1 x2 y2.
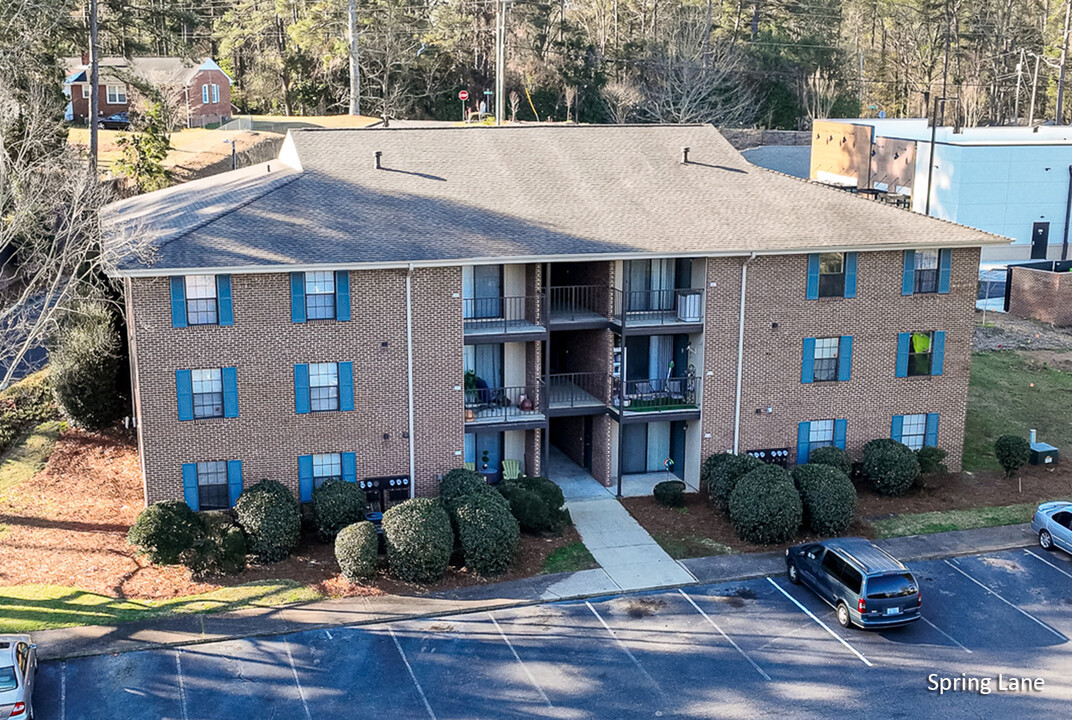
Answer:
0 427 580 601
623 463 1072 557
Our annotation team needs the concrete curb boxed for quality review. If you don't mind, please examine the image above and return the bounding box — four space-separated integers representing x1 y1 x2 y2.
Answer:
32 523 1037 662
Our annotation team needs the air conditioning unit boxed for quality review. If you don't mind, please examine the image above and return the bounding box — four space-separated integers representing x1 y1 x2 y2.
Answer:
676 290 703 322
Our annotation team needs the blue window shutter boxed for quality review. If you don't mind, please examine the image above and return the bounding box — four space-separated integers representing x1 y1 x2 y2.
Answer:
838 336 853 382
931 331 946 375
182 463 199 511
298 455 314 502
806 254 819 300
176 369 194 421
902 251 915 296
844 252 858 298
335 271 351 322
170 277 187 328
341 452 356 483
294 364 310 414
797 422 811 464
217 275 234 326
227 460 243 506
801 338 816 384
895 333 911 377
834 419 847 450
338 361 354 411
290 272 306 323
891 415 904 442
222 367 239 418
924 413 940 447
938 249 952 294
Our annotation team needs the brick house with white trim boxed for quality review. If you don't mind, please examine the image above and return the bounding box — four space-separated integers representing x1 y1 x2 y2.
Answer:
102 125 1007 511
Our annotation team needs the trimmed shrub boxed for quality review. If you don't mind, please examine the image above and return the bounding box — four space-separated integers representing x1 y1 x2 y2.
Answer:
498 481 550 532
807 446 852 476
127 500 205 565
234 479 301 562
700 453 735 498
653 480 686 508
916 446 948 476
0 371 57 455
518 476 566 515
995 434 1031 477
335 521 379 582
382 498 454 583
791 464 857 536
49 301 122 430
862 439 920 496
707 454 763 512
438 468 499 514
728 465 802 544
454 492 521 576
190 511 247 576
312 479 369 542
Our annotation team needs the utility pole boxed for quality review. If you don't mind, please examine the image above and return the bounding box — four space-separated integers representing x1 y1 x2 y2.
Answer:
495 0 505 125
1058 0 1072 123
348 0 360 116
1015 49 1024 122
1030 52 1042 125
88 0 99 173
702 0 713 68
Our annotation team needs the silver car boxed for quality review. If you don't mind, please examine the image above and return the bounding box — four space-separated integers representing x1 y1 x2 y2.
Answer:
0 636 36 719
1032 501 1072 554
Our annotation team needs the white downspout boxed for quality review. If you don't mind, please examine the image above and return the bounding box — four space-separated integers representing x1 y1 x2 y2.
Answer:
405 264 416 498
732 252 757 454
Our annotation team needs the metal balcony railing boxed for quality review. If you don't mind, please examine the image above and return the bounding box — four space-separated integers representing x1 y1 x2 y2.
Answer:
547 285 612 323
464 382 545 424
617 375 700 412
547 372 611 409
613 288 705 327
462 295 544 335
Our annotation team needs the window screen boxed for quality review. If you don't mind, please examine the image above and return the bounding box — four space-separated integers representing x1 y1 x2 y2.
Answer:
185 275 218 325
305 271 336 320
309 362 339 411
914 250 939 294
809 419 835 450
191 369 223 419
813 337 839 382
818 253 846 297
901 413 927 450
312 453 342 488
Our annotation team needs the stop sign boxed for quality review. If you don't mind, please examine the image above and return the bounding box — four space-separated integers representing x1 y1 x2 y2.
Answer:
458 90 469 101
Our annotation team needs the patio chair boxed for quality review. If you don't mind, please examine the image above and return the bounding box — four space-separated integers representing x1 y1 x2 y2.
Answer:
501 459 521 481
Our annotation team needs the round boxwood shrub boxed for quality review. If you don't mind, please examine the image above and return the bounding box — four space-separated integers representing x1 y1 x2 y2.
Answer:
497 480 551 533
518 476 566 514
791 464 857 536
700 452 734 496
312 479 369 542
707 454 763 513
335 521 380 582
438 468 499 512
127 500 205 565
994 434 1030 477
454 492 521 576
382 498 454 584
653 480 686 508
234 479 301 562
916 446 948 476
862 439 920 496
728 466 803 545
190 511 247 576
807 446 852 476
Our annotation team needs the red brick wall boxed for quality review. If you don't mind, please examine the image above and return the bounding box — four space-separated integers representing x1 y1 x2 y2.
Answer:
1008 266 1072 327
70 84 129 122
186 69 232 126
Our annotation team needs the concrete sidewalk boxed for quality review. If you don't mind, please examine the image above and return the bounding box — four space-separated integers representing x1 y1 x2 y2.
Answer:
29 522 1038 662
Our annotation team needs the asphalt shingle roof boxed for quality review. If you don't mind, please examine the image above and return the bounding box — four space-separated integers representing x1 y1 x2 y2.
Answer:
104 124 1007 275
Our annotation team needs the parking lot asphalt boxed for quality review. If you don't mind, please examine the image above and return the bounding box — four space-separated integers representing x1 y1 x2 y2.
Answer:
33 546 1072 719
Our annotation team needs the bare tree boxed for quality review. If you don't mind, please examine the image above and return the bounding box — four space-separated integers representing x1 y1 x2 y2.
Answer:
564 85 577 122
509 90 520 122
798 69 839 126
601 79 643 123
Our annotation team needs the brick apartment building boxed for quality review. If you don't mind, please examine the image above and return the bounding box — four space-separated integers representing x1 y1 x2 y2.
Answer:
65 56 232 127
103 125 1006 511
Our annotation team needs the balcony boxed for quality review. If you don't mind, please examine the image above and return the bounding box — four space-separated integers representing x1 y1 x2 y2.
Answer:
615 375 701 419
613 288 705 331
547 285 612 328
547 372 611 415
463 295 545 341
464 382 546 428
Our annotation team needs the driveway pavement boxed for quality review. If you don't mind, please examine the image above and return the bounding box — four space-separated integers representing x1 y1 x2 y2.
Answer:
31 545 1072 719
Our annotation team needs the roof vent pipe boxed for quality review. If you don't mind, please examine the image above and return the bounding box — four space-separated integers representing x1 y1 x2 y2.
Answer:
374 151 382 170
681 147 690 164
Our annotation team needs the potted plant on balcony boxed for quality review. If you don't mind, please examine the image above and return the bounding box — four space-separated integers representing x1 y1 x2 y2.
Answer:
519 394 533 411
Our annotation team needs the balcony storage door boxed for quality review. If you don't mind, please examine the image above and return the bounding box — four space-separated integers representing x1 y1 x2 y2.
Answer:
476 432 502 481
649 335 672 390
474 265 502 318
626 260 651 312
473 344 503 388
670 421 686 479
622 423 648 474
624 336 649 382
646 421 671 472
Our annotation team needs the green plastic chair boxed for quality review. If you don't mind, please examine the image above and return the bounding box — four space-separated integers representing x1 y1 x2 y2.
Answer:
463 462 476 471
502 459 521 481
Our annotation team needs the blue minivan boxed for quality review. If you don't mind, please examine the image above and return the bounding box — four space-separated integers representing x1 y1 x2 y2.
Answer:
785 538 921 629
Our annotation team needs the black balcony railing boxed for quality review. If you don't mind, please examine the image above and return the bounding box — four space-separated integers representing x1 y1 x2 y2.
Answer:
547 285 611 323
613 288 705 327
463 295 543 335
547 372 611 409
464 383 545 424
617 375 700 412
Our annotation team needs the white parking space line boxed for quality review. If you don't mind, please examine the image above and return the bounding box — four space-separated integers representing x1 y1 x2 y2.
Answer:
678 589 771 681
584 601 665 697
282 636 313 720
1024 549 1072 580
388 625 439 720
489 613 553 708
944 559 1066 641
174 650 190 720
765 578 873 667
60 660 66 720
919 617 972 654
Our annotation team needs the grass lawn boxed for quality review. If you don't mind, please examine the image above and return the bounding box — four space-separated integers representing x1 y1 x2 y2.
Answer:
964 351 1072 471
651 531 734 560
0 581 323 633
0 421 64 496
541 542 597 574
870 502 1037 539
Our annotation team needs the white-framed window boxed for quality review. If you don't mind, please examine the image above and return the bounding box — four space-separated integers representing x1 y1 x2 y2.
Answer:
818 252 846 297
914 250 940 294
901 413 928 451
809 419 835 450
813 337 839 382
185 275 218 325
106 85 126 104
196 461 228 510
305 271 336 320
312 452 342 488
309 362 340 412
191 369 224 419
81 84 91 99
211 84 220 103
908 331 934 376
202 84 209 103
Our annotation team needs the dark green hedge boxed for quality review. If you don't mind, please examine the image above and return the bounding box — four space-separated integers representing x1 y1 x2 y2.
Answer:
0 371 57 455
862 439 920 496
335 521 380 582
653 480 686 508
707 454 763 513
48 302 122 430
994 435 1030 477
791 464 857 536
454 492 520 576
235 479 301 562
807 446 852 476
382 498 454 584
728 465 802 544
190 511 248 576
127 500 205 565
312 479 368 542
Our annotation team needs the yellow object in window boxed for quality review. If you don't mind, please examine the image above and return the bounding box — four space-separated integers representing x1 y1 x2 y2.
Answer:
912 332 931 354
